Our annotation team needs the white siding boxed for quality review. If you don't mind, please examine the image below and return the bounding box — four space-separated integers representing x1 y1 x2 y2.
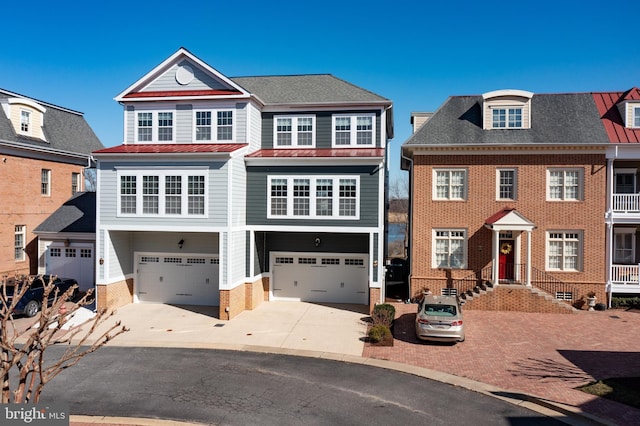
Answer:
228 230 246 288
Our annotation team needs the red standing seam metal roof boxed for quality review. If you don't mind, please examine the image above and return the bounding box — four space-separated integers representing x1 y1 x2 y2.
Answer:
93 143 247 154
484 208 516 225
592 88 640 143
123 90 243 98
245 148 384 158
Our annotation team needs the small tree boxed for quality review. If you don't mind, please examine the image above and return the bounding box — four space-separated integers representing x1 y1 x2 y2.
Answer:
1 275 128 403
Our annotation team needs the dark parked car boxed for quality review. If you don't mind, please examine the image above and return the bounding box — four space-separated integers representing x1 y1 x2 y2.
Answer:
1 275 78 317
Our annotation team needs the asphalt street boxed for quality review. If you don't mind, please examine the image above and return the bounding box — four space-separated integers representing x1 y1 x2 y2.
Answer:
39 346 565 426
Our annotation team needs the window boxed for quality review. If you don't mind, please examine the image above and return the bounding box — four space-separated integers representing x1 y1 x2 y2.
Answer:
41 169 51 196
492 107 522 128
547 231 582 271
332 114 375 147
14 225 25 261
118 170 207 217
268 176 360 219
195 111 211 141
158 112 173 141
634 106 640 128
20 110 30 133
614 229 635 264
547 169 582 201
137 112 152 141
497 169 516 200
433 229 466 269
217 111 233 141
433 169 466 200
71 172 81 195
274 116 315 147
615 169 636 194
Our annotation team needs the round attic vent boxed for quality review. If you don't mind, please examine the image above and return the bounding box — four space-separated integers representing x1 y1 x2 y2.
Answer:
175 64 194 85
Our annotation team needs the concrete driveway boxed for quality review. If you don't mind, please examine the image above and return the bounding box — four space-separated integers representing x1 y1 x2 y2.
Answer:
9 301 370 357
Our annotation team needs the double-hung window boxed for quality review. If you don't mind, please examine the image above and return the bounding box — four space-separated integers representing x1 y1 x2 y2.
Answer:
135 111 174 142
497 169 517 200
547 169 582 201
433 169 466 200
20 110 30 134
634 106 640 128
274 116 315 147
547 231 582 271
217 111 233 140
433 229 466 269
268 176 359 219
614 228 635 264
332 114 375 147
14 225 25 261
71 172 81 195
193 110 233 142
492 107 522 128
41 169 51 196
118 170 207 217
195 111 211 141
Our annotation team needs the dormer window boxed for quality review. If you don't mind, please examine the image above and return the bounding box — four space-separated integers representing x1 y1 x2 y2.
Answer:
482 90 533 130
634 106 640 128
1 98 47 141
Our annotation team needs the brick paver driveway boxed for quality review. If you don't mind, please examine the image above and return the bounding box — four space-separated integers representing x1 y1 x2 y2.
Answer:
364 303 640 425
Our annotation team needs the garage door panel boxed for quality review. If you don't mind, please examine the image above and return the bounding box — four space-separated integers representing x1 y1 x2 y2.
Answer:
272 253 368 304
137 255 219 306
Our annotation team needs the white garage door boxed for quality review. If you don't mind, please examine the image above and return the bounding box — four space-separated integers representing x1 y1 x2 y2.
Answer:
47 244 94 292
271 253 368 304
137 254 219 306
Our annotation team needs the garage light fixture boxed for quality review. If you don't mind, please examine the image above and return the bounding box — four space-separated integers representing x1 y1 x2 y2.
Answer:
314 237 321 247
64 239 70 247
178 239 184 249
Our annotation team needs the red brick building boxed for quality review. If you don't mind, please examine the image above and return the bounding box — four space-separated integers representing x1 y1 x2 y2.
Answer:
0 89 103 277
401 90 610 307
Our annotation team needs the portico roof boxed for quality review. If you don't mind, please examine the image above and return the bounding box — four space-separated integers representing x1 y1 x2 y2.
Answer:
484 208 535 232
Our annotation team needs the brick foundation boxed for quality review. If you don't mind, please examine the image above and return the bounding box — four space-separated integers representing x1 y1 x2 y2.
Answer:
244 277 266 310
461 285 574 314
96 279 133 311
369 287 381 313
218 284 245 320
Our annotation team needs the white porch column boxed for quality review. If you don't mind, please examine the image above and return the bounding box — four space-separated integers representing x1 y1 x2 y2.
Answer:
492 229 500 286
526 229 532 286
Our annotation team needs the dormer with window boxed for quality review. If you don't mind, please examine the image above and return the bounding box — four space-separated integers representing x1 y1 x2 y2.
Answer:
615 88 640 129
0 98 47 141
482 90 533 130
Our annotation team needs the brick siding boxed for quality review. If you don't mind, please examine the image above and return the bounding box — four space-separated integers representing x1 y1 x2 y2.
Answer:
96 279 133 311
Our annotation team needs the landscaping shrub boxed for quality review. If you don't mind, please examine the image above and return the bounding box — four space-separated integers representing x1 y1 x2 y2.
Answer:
368 324 392 343
371 303 395 327
611 297 640 309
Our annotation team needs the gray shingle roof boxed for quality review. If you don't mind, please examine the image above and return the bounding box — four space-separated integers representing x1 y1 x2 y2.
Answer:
404 93 609 147
33 192 96 234
0 89 104 157
231 75 390 106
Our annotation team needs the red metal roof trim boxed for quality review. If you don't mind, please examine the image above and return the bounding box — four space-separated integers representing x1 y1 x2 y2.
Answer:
484 208 516 225
592 89 640 143
94 143 247 154
123 90 242 98
246 148 384 158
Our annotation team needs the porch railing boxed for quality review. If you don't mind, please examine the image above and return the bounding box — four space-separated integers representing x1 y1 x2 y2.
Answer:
612 194 640 213
530 267 579 302
611 264 640 284
447 266 493 297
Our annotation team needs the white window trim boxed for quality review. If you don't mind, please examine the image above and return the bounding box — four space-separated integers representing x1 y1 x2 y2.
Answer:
14 225 25 261
19 109 31 135
71 172 81 195
633 105 640 128
546 168 584 201
135 109 176 143
614 168 637 193
545 230 583 272
192 109 235 143
116 169 208 217
267 175 360 220
496 168 517 201
490 106 524 129
431 228 467 269
432 168 467 201
273 115 316 148
331 113 376 148
41 169 51 197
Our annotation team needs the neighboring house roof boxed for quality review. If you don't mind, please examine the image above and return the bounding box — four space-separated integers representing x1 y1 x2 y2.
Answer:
34 192 96 234
592 88 640 143
403 92 609 148
93 143 247 155
231 74 391 106
0 88 104 158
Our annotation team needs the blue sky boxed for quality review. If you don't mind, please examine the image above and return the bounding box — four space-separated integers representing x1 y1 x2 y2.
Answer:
2 1 640 188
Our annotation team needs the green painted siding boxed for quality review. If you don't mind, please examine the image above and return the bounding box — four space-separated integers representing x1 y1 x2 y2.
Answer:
246 165 380 227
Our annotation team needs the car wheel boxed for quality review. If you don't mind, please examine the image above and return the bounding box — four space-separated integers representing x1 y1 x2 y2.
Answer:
458 336 465 343
24 300 40 318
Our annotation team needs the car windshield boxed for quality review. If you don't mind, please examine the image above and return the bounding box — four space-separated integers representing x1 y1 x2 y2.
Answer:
423 304 457 317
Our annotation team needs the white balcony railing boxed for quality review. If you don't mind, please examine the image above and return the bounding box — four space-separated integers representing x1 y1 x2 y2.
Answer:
611 264 640 285
612 194 640 213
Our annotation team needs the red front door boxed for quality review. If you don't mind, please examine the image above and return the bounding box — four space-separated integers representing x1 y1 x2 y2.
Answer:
499 240 515 280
